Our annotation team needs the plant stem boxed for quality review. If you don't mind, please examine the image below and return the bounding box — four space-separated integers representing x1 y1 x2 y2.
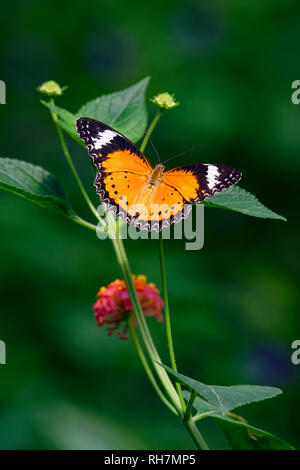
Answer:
159 235 186 412
140 109 208 448
68 214 98 232
184 390 197 421
141 107 185 410
68 213 210 449
184 419 209 450
129 316 177 415
49 100 100 221
110 218 182 414
192 411 215 422
140 109 163 153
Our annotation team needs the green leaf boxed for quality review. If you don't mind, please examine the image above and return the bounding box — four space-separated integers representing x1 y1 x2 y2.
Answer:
217 415 295 450
41 77 150 145
159 363 282 415
77 77 150 143
0 158 74 217
202 186 286 221
186 393 295 450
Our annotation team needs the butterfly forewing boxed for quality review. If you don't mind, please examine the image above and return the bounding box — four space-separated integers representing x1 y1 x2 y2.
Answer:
163 163 242 203
76 118 151 170
76 117 152 222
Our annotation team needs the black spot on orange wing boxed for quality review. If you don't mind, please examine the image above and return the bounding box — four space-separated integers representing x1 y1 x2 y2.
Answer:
131 182 192 232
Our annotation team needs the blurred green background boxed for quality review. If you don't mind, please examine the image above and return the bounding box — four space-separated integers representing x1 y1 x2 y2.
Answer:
0 0 299 450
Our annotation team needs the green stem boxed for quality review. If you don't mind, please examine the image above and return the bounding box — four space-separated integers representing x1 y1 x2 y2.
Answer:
50 99 100 221
110 218 182 414
184 390 197 421
128 316 177 415
159 235 186 412
68 214 98 232
141 108 185 410
192 411 215 422
140 109 208 448
140 109 163 153
184 419 209 450
68 213 209 449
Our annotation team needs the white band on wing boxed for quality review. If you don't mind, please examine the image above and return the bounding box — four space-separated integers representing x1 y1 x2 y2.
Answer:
93 129 118 150
205 164 220 190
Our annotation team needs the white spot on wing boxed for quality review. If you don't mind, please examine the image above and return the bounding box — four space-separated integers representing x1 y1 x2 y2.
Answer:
205 164 220 190
93 129 117 150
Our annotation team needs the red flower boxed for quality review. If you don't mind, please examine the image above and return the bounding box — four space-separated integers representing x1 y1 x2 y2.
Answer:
93 275 164 339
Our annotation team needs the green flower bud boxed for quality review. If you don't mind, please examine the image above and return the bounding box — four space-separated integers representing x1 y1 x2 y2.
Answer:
37 80 67 96
150 92 179 110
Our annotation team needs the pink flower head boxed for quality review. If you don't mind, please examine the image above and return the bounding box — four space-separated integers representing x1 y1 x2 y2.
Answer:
93 275 164 339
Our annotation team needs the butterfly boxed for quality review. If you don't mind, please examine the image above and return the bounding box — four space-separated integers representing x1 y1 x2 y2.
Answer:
76 118 242 232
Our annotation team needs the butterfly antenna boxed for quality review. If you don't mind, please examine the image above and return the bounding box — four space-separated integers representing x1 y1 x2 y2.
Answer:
149 135 161 163
162 145 201 165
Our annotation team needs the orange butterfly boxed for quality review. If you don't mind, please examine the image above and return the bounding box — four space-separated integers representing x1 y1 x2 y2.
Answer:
76 118 242 231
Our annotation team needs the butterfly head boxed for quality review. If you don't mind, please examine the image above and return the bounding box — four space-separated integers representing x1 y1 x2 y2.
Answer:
154 163 165 172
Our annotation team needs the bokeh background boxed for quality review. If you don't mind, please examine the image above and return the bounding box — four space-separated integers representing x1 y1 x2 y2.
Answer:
0 0 299 450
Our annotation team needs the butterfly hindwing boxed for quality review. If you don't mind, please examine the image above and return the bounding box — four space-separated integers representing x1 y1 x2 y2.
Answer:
149 182 191 231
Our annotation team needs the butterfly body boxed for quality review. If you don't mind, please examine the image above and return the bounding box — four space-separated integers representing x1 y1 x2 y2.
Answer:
76 118 242 231
133 163 165 206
